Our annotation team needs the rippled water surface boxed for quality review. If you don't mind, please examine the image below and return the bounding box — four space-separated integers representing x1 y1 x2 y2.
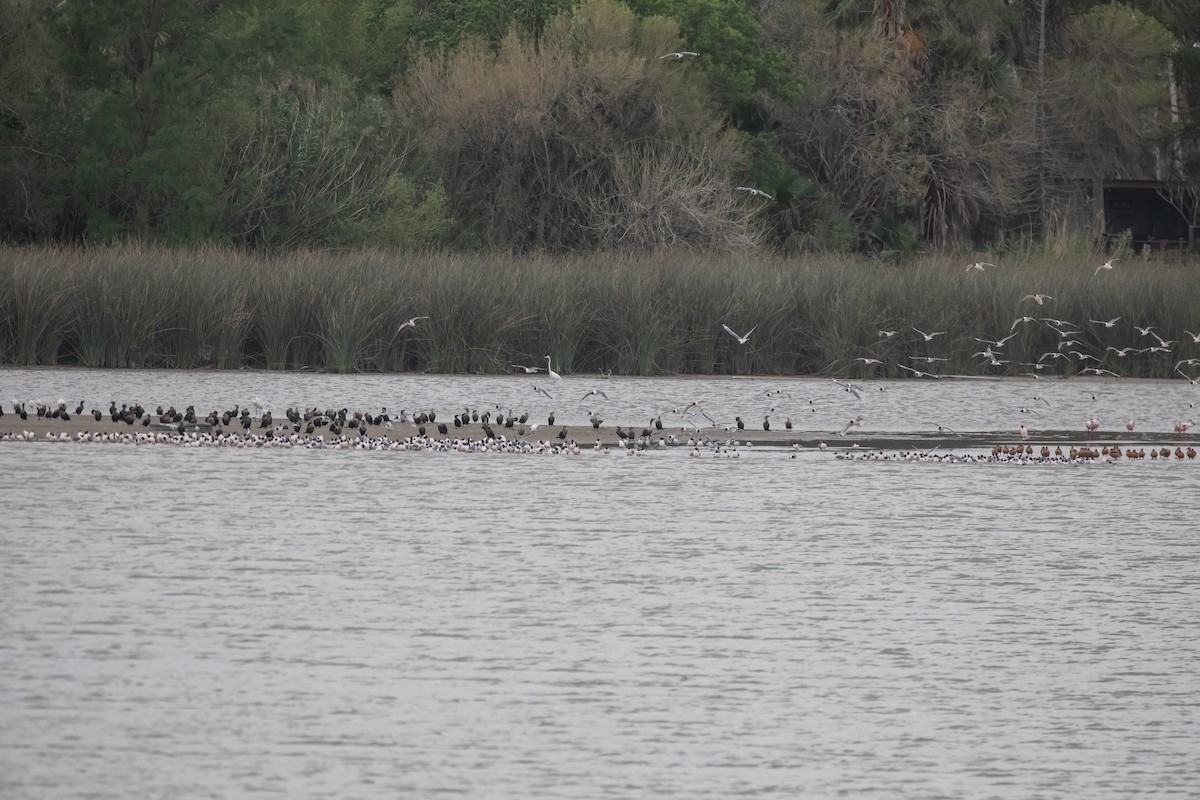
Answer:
2 368 1199 798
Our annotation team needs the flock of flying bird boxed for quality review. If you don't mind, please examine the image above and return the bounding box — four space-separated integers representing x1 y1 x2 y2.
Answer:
856 257 1200 384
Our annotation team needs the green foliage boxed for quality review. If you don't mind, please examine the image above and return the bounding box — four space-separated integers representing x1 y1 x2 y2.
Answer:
405 0 581 52
624 0 799 120
0 0 1196 254
359 177 453 250
216 77 417 251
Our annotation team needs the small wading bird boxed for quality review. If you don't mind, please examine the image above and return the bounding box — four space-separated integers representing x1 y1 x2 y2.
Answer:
966 261 994 272
1094 258 1118 276
735 186 772 200
658 51 699 59
396 316 428 332
722 323 758 345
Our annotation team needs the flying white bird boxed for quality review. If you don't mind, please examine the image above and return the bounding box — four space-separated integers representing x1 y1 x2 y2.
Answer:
397 316 428 332
658 51 699 59
913 327 946 342
1094 258 1118 276
966 261 994 272
1021 294 1053 305
840 415 864 436
832 379 863 400
721 323 758 344
735 186 772 200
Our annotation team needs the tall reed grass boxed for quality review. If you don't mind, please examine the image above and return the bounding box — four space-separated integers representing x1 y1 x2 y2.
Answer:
0 244 1196 377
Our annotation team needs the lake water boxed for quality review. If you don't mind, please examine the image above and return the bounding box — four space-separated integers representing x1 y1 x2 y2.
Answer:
2 368 1198 798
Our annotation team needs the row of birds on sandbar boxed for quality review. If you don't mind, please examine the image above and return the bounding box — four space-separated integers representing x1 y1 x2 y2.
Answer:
834 442 1197 465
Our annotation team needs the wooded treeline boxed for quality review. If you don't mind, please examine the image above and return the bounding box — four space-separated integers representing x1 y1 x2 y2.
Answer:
1 0 1197 254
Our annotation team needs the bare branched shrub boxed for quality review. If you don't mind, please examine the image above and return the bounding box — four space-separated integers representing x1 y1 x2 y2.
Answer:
759 1 926 236
214 78 418 251
917 73 1023 248
400 0 756 252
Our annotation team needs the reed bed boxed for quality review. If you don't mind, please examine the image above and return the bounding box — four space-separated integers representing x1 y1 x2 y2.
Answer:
0 244 1196 378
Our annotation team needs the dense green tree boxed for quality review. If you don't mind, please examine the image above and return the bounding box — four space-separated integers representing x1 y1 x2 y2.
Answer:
44 0 292 242
0 0 65 241
0 0 1194 252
